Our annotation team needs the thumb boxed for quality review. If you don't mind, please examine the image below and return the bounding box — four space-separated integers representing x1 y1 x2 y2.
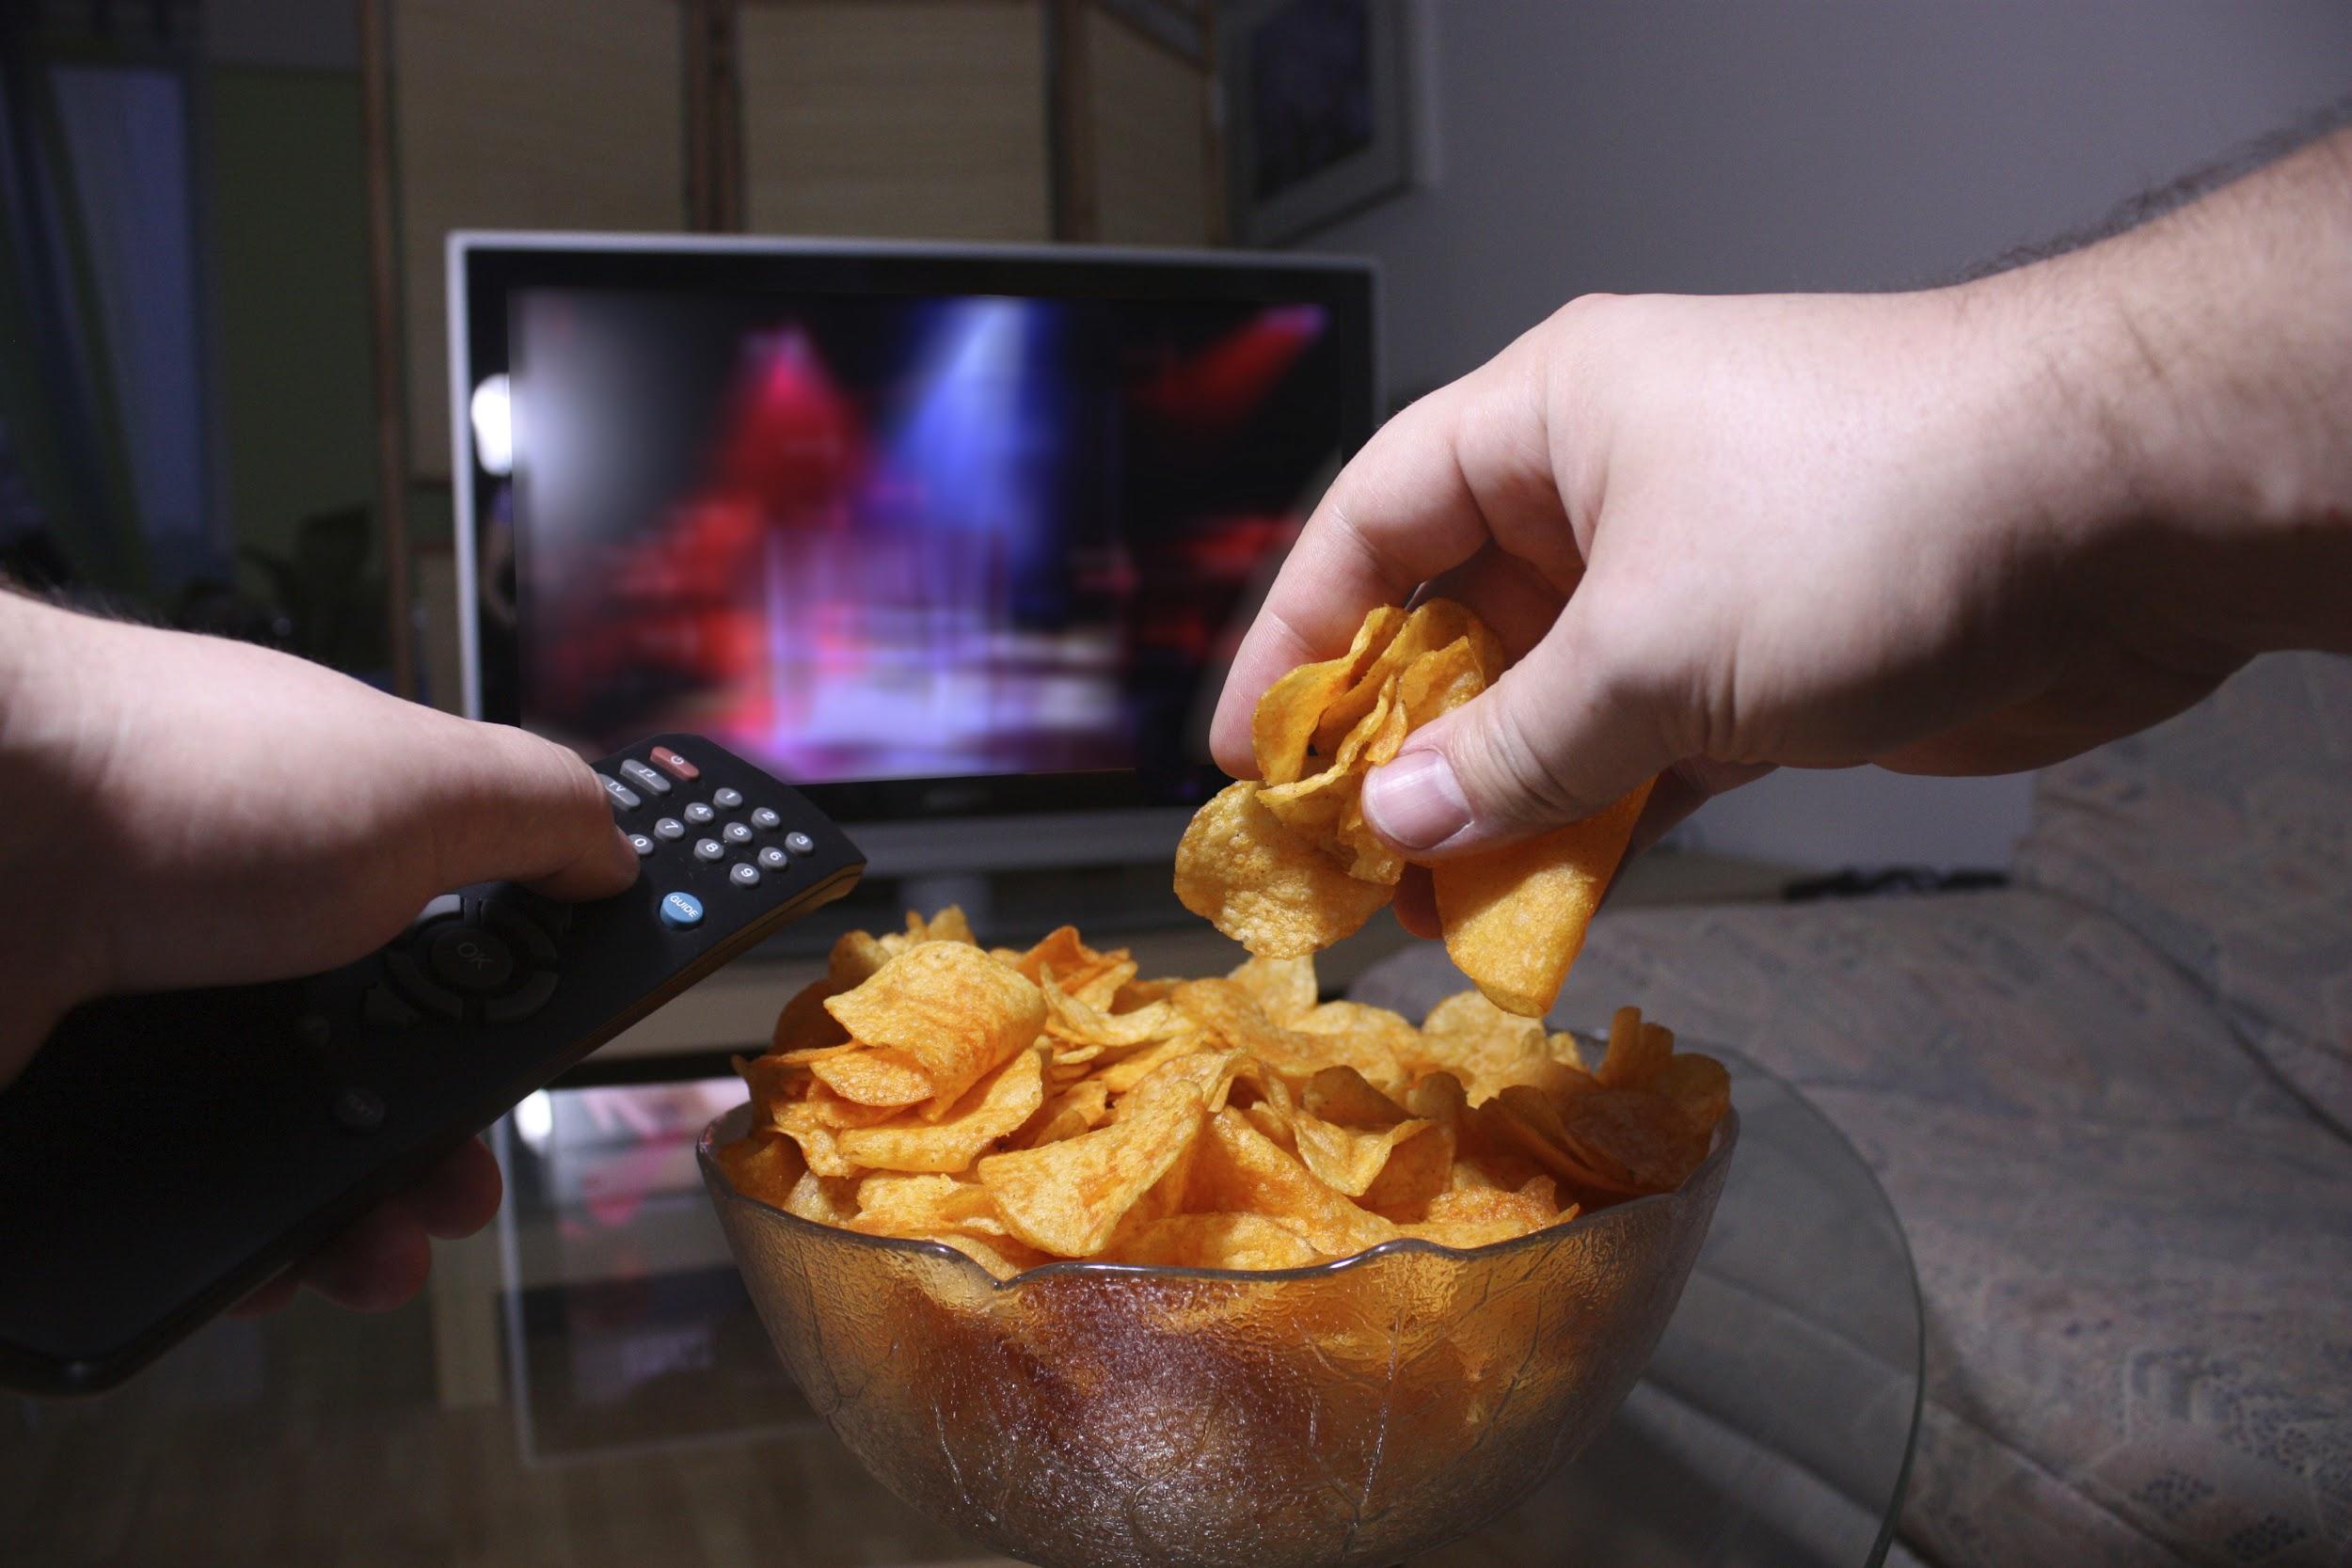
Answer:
416 719 642 901
1360 597 1677 858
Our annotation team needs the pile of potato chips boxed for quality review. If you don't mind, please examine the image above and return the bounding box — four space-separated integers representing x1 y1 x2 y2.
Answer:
717 910 1730 1279
1174 598 1652 1018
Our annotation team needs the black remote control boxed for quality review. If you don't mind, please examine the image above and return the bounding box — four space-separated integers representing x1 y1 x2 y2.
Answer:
0 735 864 1396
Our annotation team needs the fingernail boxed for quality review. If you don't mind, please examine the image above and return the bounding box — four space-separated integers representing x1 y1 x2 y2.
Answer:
1362 750 1472 850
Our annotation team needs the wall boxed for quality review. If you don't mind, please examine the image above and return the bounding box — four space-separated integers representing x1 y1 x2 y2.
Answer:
206 66 375 571
1300 1 2352 870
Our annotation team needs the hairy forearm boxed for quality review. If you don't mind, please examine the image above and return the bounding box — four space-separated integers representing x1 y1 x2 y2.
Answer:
1991 123 2352 657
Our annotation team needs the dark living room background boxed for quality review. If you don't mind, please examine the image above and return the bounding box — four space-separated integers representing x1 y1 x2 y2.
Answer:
3 0 2346 883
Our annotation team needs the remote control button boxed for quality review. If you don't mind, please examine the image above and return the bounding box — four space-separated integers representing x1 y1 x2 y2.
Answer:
723 821 753 846
757 846 789 871
649 745 699 782
713 787 743 810
484 969 559 1023
411 893 465 931
693 837 724 862
362 985 421 1031
654 816 686 841
751 806 781 831
597 773 641 811
660 891 704 928
628 832 656 857
385 948 464 1018
332 1086 386 1133
294 1012 331 1049
729 862 760 888
785 831 816 856
684 801 715 825
426 925 516 994
481 902 560 966
619 758 671 796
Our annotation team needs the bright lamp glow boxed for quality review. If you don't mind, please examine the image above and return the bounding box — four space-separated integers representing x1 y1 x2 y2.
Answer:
514 1088 553 1148
470 373 514 476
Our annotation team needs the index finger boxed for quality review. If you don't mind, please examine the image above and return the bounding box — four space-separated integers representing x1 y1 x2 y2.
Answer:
1209 335 1572 774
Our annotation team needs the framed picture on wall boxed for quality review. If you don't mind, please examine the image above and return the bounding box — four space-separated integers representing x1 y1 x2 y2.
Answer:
1222 0 1411 245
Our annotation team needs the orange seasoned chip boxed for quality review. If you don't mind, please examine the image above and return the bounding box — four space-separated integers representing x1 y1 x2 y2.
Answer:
1416 989 1549 1100
827 929 897 992
1020 1078 1112 1147
834 1049 1045 1173
1117 1212 1324 1271
1174 782 1394 958
1291 1108 1431 1197
825 942 1045 1116
1253 605 1406 786
807 1046 935 1108
771 976 848 1053
1299 1065 1409 1129
1655 1053 1732 1135
1359 1111 1455 1215
714 1129 803 1209
1310 599 1490 759
930 1232 1054 1280
977 1080 1207 1257
1224 954 1318 1025
1290 1001 1414 1090
850 1171 1009 1238
719 904 1725 1277
1192 1107 1397 1258
1434 779 1653 1018
1403 1177 1565 1250
782 1167 862 1226
1597 1006 1672 1088
1556 1086 1711 1193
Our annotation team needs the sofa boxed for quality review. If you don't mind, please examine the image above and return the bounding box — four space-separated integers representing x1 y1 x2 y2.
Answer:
1350 651 2352 1568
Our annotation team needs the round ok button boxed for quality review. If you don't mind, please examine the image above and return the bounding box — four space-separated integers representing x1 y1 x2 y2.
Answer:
424 924 516 993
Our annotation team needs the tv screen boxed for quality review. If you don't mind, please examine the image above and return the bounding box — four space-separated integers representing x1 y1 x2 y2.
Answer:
456 240 1376 826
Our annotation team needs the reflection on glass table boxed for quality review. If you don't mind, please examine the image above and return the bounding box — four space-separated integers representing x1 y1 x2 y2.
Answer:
3 1053 1918 1567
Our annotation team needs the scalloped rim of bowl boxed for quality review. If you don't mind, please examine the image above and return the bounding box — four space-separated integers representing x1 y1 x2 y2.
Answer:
698 1097 1739 1292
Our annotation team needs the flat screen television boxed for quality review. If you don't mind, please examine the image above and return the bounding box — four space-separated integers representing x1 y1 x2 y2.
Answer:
450 234 1377 878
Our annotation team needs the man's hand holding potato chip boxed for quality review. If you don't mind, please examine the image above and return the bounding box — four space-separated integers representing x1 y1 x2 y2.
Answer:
1211 122 2352 979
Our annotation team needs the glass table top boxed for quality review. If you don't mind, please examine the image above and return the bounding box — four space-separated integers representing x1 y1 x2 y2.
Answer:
6 1052 1919 1567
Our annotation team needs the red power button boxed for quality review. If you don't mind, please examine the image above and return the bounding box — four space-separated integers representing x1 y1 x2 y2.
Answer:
649 746 700 782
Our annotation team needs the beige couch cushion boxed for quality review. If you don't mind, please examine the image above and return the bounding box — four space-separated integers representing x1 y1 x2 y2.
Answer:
2013 652 2352 1131
1352 889 2352 1568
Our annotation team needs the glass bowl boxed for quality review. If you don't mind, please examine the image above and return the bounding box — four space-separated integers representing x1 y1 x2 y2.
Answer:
699 1100 1737 1568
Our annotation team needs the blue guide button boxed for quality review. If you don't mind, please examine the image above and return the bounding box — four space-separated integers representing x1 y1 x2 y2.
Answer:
659 891 704 929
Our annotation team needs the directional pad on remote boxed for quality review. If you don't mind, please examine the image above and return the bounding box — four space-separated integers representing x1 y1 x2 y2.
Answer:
424 925 516 994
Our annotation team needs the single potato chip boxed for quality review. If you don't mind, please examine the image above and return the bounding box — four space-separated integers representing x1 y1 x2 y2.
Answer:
807 1046 936 1108
771 976 848 1053
1174 782 1393 958
978 1081 1207 1257
825 942 1046 1116
1225 954 1319 1025
834 1049 1045 1173
714 1129 803 1209
1291 1109 1432 1197
1192 1107 1398 1258
1253 606 1406 785
1434 778 1654 1018
1117 1212 1325 1271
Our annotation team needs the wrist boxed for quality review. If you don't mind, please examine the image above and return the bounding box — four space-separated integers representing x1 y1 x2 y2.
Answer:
1983 132 2352 658
0 597 110 1053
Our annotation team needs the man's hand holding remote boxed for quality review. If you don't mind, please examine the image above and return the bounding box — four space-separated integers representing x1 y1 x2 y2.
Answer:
0 592 640 1311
